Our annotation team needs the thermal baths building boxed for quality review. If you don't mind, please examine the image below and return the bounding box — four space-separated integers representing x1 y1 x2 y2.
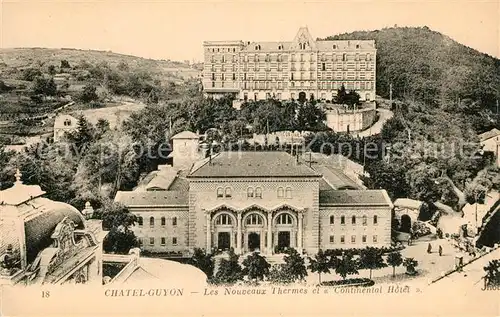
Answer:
115 131 392 256
202 27 376 102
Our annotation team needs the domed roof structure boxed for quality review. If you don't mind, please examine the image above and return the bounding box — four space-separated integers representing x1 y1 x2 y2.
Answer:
23 200 85 263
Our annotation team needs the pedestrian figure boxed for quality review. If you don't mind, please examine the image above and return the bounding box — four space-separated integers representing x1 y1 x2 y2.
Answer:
438 245 443 256
427 243 432 254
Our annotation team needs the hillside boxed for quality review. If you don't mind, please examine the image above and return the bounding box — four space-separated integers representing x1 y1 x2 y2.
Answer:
321 26 500 114
0 48 199 80
0 48 201 143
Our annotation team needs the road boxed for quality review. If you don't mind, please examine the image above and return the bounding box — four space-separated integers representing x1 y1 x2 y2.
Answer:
352 108 393 138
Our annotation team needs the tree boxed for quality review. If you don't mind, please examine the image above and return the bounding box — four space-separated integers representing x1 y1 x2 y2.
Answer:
22 68 42 81
60 60 71 69
403 257 419 275
281 248 308 282
334 251 359 280
78 84 99 103
189 248 214 279
242 252 271 281
308 249 331 284
32 77 57 96
386 251 404 277
66 115 96 156
334 85 348 104
295 102 327 131
101 202 138 254
214 250 243 285
48 65 56 75
358 247 387 279
483 260 500 286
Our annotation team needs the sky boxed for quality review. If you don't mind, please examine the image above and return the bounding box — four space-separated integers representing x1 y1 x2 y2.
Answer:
1 0 499 62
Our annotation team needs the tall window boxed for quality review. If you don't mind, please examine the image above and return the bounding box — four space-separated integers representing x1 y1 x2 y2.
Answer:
221 55 225 63
340 215 345 225
362 235 367 243
215 214 232 225
329 235 335 243
149 237 155 245
285 187 292 199
161 237 166 246
225 187 232 198
351 235 356 243
247 187 254 198
352 215 356 225
340 235 345 244
172 217 177 226
211 73 215 80
322 63 326 71
362 215 367 226
161 217 166 226
277 213 293 225
172 237 178 245
373 235 378 243
343 53 347 61
373 215 378 225
149 217 154 227
329 215 335 224
277 187 284 198
216 187 224 198
138 217 143 226
232 73 236 81
255 187 263 198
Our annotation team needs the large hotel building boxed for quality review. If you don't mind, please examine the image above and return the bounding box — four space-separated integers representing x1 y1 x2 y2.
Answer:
202 27 376 102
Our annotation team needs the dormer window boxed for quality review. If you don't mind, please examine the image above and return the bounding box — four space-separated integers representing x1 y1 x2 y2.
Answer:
356 44 360 49
333 44 337 49
255 44 261 51
278 44 283 50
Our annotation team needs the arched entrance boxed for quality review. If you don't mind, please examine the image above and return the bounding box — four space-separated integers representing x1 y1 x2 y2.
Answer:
243 212 266 253
298 91 307 103
273 212 297 253
213 212 236 252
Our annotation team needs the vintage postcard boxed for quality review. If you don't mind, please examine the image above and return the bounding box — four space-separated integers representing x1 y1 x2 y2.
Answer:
0 0 499 316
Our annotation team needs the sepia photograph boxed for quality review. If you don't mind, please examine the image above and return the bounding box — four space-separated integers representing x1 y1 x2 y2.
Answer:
0 0 499 316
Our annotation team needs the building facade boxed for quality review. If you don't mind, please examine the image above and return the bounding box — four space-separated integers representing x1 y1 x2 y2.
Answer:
115 131 392 256
202 27 376 102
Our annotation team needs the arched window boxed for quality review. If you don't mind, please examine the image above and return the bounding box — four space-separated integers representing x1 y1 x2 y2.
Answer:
373 215 378 225
172 217 177 226
247 187 254 198
285 187 292 199
352 215 356 225
246 214 263 225
340 215 345 225
215 214 232 225
276 213 293 225
138 217 143 226
216 187 224 198
225 187 232 198
149 216 155 227
362 215 367 226
255 187 263 198
64 119 71 126
161 217 166 226
329 215 335 224
277 187 284 198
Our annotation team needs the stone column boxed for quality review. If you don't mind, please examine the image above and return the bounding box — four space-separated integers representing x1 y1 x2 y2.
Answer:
206 213 211 253
297 212 303 253
267 212 273 255
236 212 242 254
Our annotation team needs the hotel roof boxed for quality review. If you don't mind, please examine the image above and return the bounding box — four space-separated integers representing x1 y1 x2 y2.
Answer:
319 190 392 207
114 190 189 207
188 151 322 178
